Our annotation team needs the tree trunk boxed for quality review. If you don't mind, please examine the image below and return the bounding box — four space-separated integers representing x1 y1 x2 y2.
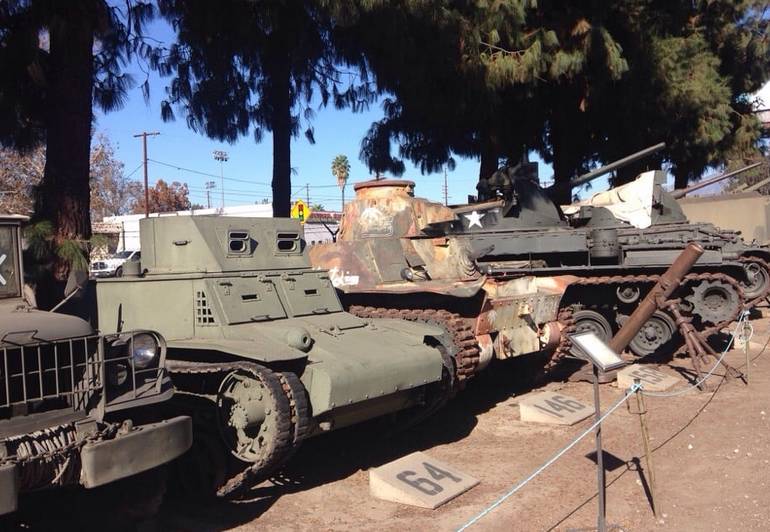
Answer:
268 48 292 218
478 140 499 182
674 169 690 190
36 3 94 281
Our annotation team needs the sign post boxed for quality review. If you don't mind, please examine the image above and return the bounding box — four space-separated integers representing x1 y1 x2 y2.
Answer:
568 331 629 532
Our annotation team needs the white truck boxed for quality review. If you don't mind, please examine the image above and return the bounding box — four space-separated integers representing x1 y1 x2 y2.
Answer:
90 250 140 278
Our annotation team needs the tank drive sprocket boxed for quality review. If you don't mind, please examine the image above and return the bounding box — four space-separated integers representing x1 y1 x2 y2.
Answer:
348 306 480 387
685 278 743 326
167 360 306 498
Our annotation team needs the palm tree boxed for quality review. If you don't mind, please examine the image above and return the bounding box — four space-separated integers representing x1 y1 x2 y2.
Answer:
331 154 350 210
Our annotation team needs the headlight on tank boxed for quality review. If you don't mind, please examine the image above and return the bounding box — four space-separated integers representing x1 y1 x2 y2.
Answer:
130 333 159 369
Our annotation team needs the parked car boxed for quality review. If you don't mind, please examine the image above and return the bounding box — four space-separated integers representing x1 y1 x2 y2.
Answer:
90 250 140 278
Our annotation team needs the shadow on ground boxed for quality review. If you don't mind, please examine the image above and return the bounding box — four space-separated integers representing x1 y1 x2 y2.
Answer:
158 352 553 531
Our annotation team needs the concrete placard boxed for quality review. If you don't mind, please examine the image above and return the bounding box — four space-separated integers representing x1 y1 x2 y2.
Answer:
518 391 592 425
617 365 679 392
369 451 479 509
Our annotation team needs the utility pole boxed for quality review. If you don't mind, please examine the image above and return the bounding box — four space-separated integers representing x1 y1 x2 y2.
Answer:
205 181 216 209
306 183 310 206
443 167 449 206
213 150 229 210
133 131 160 217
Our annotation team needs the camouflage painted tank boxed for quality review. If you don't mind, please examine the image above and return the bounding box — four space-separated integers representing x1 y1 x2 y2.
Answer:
416 149 766 358
96 215 462 497
309 156 752 361
0 215 191 517
309 179 587 371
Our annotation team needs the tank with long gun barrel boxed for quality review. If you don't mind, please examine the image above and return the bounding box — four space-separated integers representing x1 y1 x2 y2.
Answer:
670 162 764 199
545 142 667 198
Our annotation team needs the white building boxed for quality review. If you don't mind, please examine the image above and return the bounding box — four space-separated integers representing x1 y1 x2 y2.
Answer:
103 204 339 251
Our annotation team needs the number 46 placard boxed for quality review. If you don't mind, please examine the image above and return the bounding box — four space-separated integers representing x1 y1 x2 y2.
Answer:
370 451 479 509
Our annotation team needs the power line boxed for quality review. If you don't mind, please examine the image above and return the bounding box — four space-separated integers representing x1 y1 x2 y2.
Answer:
148 158 272 187
124 162 143 179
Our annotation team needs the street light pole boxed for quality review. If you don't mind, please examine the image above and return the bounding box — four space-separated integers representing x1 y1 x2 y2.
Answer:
213 150 229 210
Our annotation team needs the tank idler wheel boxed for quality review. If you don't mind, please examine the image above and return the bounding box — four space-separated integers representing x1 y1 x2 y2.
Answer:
741 260 770 301
572 309 613 342
628 311 677 358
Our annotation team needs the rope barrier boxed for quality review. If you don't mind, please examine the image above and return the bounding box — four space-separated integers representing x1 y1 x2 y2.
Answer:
457 307 764 530
456 382 642 532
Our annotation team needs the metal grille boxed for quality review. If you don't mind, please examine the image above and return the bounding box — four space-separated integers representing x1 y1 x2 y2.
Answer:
195 290 216 325
0 336 101 411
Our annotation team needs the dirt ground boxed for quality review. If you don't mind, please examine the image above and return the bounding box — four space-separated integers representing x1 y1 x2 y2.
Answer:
11 317 770 531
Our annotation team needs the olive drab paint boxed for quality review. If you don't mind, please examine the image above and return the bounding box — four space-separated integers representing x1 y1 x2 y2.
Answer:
0 215 191 516
96 214 449 433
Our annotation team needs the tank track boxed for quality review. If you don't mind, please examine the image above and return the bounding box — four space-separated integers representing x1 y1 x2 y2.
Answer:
547 271 745 370
738 255 770 308
167 360 306 498
348 306 480 388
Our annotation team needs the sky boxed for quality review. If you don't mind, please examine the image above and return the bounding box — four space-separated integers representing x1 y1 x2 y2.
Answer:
95 16 769 212
93 18 524 213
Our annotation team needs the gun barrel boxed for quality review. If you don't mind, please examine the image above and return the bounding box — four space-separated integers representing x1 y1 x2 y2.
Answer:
567 142 667 189
743 173 770 193
670 162 763 199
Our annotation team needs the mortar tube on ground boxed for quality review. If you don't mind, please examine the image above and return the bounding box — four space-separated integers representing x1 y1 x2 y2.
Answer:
609 242 705 353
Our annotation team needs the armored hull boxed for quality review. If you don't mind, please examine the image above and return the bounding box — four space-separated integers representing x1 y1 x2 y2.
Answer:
96 215 461 497
309 175 752 362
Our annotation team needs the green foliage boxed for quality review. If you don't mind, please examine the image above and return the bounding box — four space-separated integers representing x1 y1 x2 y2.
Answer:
56 238 88 272
156 0 376 216
331 154 351 188
353 0 769 189
23 219 53 261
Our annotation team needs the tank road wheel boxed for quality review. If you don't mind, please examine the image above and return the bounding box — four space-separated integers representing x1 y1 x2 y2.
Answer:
215 366 294 497
572 309 613 342
685 279 742 325
740 259 770 302
616 284 641 305
628 311 677 358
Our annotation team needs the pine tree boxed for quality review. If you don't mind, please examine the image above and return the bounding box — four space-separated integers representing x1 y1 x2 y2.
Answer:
157 1 373 217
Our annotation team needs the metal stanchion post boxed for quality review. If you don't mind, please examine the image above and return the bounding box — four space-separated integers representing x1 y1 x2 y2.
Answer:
742 319 752 385
593 365 606 532
633 378 659 519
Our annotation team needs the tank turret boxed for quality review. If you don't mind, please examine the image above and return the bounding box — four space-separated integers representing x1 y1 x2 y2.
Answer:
545 142 667 198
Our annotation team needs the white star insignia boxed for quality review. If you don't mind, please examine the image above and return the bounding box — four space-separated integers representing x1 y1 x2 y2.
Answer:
463 210 485 228
0 254 6 286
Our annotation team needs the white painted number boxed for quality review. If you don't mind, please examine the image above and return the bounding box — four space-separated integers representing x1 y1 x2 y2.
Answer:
533 394 586 418
396 462 462 496
630 367 664 385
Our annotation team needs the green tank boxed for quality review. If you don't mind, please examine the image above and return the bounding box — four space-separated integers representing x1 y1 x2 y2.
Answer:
95 215 458 497
0 214 192 517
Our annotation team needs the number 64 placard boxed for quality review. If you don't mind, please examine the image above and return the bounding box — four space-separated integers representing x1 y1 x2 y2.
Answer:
370 451 479 509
